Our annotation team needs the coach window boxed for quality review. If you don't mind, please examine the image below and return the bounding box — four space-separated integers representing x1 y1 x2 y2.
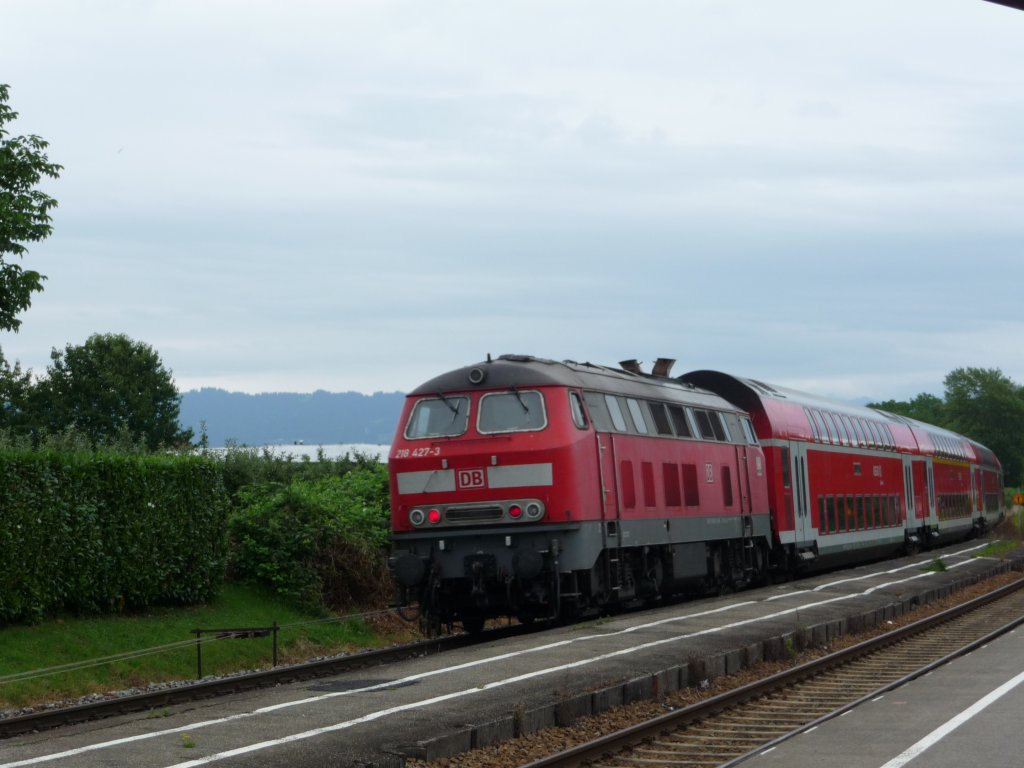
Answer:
626 398 649 434
478 390 547 434
781 447 791 489
812 410 831 444
569 392 588 430
852 418 867 447
833 413 851 446
805 408 821 442
405 395 470 439
668 405 693 438
605 395 628 431
648 402 674 436
822 412 841 445
843 415 862 447
866 421 882 449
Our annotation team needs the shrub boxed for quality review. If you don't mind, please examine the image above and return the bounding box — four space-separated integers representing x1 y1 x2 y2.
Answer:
228 464 391 612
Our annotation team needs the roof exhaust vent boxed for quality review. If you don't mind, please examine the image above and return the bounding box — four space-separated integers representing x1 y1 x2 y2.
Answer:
652 358 676 377
619 359 644 375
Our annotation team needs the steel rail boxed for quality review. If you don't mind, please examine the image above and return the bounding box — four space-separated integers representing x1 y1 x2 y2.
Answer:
522 576 1024 768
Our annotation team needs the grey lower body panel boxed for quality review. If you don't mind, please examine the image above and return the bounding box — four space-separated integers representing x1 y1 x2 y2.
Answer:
392 513 772 580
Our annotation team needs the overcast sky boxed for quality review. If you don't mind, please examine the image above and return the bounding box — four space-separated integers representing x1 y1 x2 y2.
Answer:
2 0 1022 402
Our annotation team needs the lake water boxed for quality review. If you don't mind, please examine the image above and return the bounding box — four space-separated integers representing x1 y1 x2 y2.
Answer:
218 443 391 462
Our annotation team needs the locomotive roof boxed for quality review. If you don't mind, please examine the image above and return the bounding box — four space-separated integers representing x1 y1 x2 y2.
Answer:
409 355 740 412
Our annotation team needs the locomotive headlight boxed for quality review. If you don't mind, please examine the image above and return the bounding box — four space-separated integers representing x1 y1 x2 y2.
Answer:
526 502 544 520
409 509 426 526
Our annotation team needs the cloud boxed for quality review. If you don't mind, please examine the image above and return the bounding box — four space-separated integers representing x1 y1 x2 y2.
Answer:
2 0 1023 401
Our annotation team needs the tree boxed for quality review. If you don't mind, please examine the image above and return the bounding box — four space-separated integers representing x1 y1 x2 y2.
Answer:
943 367 1024 487
34 333 193 450
869 392 946 426
0 83 62 332
0 347 34 438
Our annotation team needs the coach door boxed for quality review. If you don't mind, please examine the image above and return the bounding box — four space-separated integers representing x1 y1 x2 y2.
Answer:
790 442 813 547
902 457 919 538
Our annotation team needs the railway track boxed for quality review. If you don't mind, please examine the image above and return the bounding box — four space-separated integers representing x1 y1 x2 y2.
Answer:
524 576 1024 768
0 621 528 739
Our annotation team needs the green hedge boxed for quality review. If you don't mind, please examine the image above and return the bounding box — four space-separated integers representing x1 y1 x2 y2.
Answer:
0 451 229 623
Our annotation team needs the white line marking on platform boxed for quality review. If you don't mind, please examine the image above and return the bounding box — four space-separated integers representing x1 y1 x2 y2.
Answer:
878 668 1024 768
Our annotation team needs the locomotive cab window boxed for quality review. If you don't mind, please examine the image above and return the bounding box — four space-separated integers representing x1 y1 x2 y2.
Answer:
569 391 588 429
478 390 547 434
405 395 470 439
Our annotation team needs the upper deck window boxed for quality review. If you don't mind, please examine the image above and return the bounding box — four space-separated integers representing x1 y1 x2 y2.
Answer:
812 410 832 444
805 408 821 442
478 390 548 434
405 396 470 439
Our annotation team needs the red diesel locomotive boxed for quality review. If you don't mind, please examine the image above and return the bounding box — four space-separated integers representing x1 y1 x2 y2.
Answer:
388 355 1004 632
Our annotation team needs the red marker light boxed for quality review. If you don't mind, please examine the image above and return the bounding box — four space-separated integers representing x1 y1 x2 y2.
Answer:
427 509 442 524
508 505 523 519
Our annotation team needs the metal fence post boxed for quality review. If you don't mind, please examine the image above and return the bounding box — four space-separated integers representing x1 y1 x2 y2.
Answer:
193 629 202 680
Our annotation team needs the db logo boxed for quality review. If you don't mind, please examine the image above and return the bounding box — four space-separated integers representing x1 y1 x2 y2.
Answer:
457 468 486 489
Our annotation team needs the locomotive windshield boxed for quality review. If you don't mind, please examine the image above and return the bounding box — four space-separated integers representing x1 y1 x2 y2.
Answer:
478 390 547 433
405 395 470 439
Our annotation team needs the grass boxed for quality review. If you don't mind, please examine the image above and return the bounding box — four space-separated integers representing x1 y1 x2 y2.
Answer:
0 583 419 710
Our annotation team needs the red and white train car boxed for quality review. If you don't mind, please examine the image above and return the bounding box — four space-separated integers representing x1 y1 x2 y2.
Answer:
389 356 1004 632
682 371 1003 566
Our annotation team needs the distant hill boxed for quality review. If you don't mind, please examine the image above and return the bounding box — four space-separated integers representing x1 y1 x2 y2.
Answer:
179 389 406 447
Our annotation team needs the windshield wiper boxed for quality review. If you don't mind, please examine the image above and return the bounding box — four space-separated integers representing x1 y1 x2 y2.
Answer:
510 386 530 414
437 391 460 418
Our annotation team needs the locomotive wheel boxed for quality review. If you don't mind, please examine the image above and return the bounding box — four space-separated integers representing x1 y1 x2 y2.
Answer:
461 615 486 634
